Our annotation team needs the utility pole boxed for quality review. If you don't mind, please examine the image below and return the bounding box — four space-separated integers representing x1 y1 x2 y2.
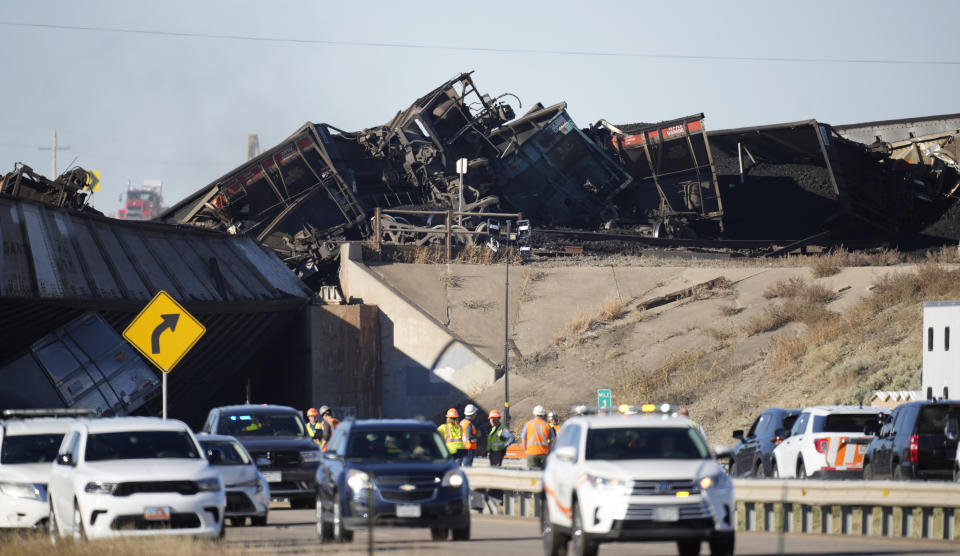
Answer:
503 220 511 429
38 129 70 178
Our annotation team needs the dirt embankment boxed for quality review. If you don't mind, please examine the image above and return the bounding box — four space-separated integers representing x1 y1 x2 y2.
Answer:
465 258 960 442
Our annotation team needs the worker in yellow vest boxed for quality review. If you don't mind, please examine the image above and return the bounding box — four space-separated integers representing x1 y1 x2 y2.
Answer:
438 408 464 464
460 404 479 467
305 407 322 445
486 410 516 467
521 405 556 469
547 410 560 435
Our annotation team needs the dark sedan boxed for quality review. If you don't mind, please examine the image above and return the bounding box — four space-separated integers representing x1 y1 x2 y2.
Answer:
314 419 470 544
731 408 801 478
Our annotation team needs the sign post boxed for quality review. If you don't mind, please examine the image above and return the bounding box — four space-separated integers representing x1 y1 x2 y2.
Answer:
123 291 206 419
597 388 612 411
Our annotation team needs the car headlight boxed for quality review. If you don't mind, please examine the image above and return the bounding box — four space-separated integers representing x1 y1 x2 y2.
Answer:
84 481 116 495
301 450 322 463
585 474 626 489
346 469 371 492
442 469 464 488
0 482 42 500
197 477 222 492
699 472 731 491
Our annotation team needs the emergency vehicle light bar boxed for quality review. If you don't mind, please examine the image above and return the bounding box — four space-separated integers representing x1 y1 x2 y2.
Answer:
2 408 97 419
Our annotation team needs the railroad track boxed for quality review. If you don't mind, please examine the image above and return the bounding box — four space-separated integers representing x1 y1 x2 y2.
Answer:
532 228 888 257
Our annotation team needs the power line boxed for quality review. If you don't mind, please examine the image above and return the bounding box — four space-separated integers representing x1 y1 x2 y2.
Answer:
2 20 959 66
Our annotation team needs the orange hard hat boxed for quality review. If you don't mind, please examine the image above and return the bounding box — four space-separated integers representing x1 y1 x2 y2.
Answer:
306 408 319 417
446 408 459 419
488 410 501 419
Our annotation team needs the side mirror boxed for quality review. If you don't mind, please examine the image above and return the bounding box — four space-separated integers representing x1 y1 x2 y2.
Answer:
255 457 271 467
946 418 959 441
206 448 224 464
57 453 75 466
554 446 577 462
713 444 733 459
323 452 340 461
731 430 744 441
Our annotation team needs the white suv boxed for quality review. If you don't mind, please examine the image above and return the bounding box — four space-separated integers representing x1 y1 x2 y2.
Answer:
771 405 888 479
48 417 226 540
540 407 735 556
0 410 91 529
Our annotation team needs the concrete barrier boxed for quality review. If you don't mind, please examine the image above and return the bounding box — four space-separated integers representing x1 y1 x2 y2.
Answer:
463 467 960 540
338 243 498 418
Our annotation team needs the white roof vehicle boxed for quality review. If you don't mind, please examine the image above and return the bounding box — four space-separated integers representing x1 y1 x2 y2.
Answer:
197 434 269 526
541 405 735 556
0 409 93 529
771 405 888 479
48 417 225 540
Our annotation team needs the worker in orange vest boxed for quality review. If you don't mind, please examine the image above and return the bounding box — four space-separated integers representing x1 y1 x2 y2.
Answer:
459 404 480 467
521 405 556 469
318 406 340 452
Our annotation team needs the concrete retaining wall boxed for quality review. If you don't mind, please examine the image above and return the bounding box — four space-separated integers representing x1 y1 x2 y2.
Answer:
339 243 497 418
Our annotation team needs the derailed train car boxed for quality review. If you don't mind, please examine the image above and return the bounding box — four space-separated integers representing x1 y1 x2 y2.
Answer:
586 114 724 237
162 72 639 271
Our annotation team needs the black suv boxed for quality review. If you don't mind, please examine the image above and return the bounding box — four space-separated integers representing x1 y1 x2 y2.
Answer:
730 408 801 478
314 419 470 544
201 404 320 508
863 400 960 480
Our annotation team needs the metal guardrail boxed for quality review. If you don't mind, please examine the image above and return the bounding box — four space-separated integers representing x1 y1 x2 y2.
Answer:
463 468 960 540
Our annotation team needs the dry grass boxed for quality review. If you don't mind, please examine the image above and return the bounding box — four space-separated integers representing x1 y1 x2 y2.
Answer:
462 297 494 310
745 278 836 336
759 264 960 405
519 269 547 303
439 270 462 288
597 297 628 321
364 244 521 265
614 350 736 407
717 304 742 317
0 532 222 555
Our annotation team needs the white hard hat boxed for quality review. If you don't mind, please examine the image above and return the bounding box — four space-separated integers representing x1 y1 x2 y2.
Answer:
533 405 546 416
464 404 478 416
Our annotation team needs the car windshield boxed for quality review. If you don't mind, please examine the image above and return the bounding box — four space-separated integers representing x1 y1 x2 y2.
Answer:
812 413 879 433
85 431 201 461
585 427 709 460
218 413 306 437
1 433 65 464
346 430 448 462
199 439 251 466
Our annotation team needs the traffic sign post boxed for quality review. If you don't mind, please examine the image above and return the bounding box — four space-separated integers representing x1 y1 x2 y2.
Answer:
123 291 206 419
597 388 612 410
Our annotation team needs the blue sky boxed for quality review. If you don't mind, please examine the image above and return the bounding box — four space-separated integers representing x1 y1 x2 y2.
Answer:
1 1 958 215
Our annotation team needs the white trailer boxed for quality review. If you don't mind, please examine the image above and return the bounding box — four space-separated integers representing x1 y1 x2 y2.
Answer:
922 301 960 399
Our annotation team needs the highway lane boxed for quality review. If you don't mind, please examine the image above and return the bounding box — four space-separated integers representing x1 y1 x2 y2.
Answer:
225 507 959 555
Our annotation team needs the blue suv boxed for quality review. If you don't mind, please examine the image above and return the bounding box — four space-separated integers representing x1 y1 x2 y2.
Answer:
314 419 470 543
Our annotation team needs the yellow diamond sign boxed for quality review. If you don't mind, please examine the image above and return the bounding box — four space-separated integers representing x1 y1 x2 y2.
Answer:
123 291 205 374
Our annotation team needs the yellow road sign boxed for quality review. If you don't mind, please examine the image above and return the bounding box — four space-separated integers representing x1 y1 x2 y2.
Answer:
123 291 205 373
84 170 101 192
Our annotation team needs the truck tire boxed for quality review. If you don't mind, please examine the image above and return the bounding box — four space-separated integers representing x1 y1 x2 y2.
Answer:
710 532 735 556
570 500 597 556
541 495 569 556
677 539 701 556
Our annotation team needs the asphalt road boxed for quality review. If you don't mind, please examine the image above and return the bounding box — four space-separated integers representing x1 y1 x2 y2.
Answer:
224 507 959 555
